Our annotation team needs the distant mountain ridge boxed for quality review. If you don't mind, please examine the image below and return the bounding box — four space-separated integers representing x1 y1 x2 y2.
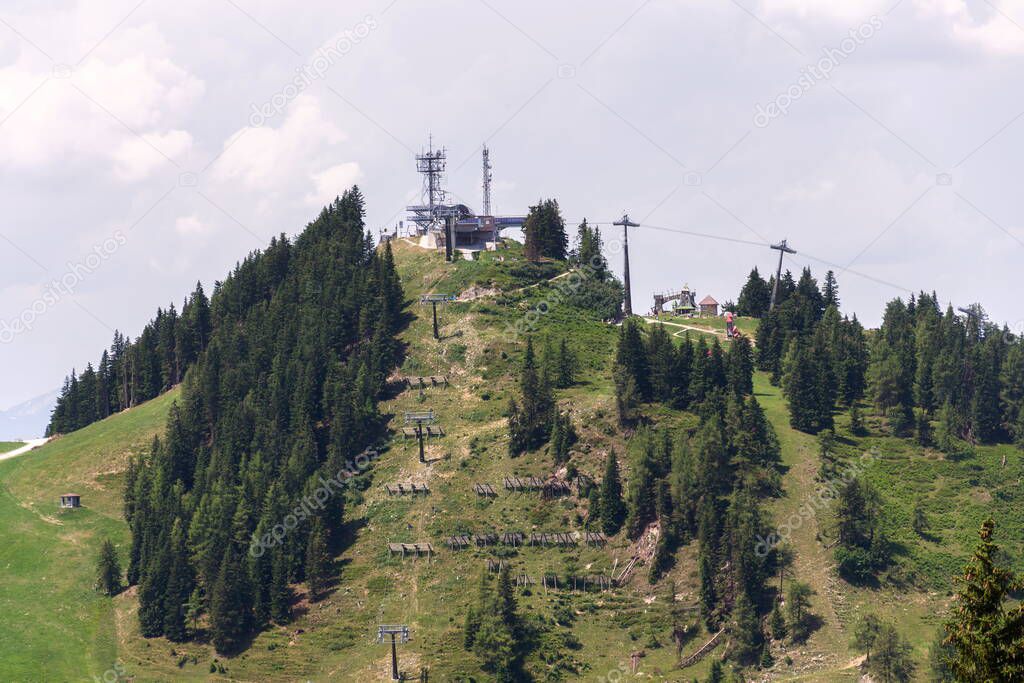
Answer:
0 389 58 440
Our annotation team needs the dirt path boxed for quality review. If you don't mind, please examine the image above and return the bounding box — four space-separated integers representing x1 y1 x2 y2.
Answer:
641 317 758 347
0 438 50 462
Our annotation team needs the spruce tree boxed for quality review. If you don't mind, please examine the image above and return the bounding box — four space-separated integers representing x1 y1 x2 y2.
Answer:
736 267 771 317
943 519 1024 681
270 547 291 624
556 338 575 388
823 270 839 309
163 519 193 642
785 581 814 643
96 538 123 596
613 364 642 426
305 518 330 601
870 624 916 682
851 613 883 663
523 198 568 261
210 545 253 654
600 450 626 535
731 591 763 664
508 338 555 455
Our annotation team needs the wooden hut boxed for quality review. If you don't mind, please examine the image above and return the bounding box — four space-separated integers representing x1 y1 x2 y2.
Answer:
698 295 719 316
59 493 81 509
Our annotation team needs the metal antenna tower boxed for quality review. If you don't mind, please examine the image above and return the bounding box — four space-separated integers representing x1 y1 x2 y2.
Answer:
614 213 639 317
416 134 447 216
769 239 797 311
482 145 493 216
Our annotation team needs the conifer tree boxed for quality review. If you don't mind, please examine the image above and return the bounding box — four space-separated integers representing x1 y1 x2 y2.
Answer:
616 318 651 400
613 365 641 426
823 270 839 309
508 338 555 455
736 267 771 317
163 519 193 641
96 538 123 597
726 334 754 397
870 624 916 682
785 581 815 643
210 545 253 654
600 450 626 535
626 457 656 539
943 519 1024 680
305 518 330 601
851 613 883 663
269 547 291 624
731 591 763 664
556 338 575 388
523 198 568 261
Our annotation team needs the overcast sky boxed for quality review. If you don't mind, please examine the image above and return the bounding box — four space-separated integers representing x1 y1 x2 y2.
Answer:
1 0 1023 410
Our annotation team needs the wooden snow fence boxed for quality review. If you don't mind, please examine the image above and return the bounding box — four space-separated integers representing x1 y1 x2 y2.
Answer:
678 628 726 669
387 542 434 559
384 483 430 496
403 376 449 390
473 483 497 497
528 532 577 547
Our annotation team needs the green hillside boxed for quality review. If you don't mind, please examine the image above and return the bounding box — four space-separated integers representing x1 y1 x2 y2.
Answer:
0 388 178 681
1 240 1021 681
0 442 24 454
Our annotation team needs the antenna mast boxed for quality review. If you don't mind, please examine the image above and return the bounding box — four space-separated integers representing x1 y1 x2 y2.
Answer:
417 134 447 216
482 145 493 216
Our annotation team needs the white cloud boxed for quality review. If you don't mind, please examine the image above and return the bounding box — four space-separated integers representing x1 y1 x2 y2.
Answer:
174 215 208 237
0 36 202 179
211 95 359 202
760 0 890 23
776 178 836 201
113 130 193 181
306 162 362 206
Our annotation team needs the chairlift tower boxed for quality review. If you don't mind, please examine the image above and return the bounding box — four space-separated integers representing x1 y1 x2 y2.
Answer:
613 213 639 317
404 410 436 464
420 294 455 339
769 239 797 311
377 624 410 681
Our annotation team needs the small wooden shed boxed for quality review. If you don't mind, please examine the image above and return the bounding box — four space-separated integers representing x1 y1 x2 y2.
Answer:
60 493 81 509
699 295 719 316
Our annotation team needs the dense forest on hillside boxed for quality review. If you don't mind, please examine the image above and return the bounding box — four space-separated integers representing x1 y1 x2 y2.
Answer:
740 265 1024 451
121 189 404 652
47 283 212 435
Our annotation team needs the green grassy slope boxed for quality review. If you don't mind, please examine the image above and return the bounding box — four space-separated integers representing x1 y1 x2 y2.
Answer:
0 441 25 454
2 242 1020 681
0 389 178 682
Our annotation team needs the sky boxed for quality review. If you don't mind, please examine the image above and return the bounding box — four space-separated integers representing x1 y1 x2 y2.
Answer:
1 0 1024 411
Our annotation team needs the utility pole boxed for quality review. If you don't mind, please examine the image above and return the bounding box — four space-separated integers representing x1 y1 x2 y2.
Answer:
613 213 639 317
769 239 797 311
378 625 410 681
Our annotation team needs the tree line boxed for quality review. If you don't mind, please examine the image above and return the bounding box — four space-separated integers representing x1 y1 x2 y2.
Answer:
869 295 1024 451
47 283 212 435
121 189 404 653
